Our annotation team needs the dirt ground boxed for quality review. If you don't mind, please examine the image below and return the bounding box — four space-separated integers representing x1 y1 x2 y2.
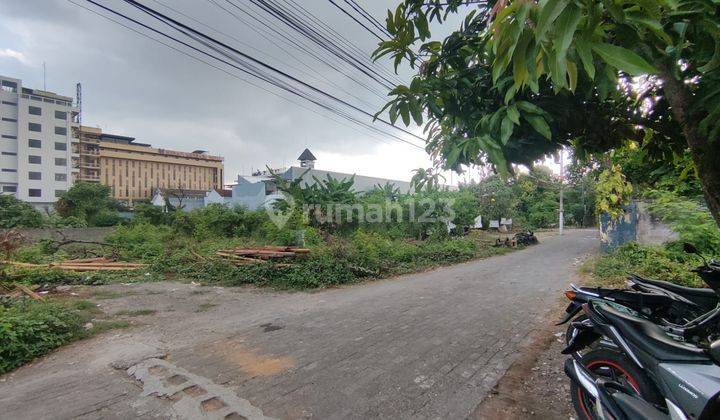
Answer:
471 301 578 420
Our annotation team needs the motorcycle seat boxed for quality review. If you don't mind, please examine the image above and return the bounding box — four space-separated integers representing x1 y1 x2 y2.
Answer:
631 276 717 301
594 302 709 363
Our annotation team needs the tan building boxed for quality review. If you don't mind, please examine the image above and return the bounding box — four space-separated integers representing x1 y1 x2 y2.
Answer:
76 126 224 203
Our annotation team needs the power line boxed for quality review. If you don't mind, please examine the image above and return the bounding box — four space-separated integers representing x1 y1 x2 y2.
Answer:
73 0 425 150
245 0 399 89
148 0 380 109
211 0 389 99
276 0 403 85
118 0 426 144
326 0 387 41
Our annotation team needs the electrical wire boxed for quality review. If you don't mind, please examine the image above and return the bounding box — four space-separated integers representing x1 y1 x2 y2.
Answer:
73 0 425 150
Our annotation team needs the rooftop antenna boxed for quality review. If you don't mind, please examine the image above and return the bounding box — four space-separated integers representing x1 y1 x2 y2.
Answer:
43 62 46 90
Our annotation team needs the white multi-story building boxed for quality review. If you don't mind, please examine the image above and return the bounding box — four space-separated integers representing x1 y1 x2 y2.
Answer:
0 75 79 210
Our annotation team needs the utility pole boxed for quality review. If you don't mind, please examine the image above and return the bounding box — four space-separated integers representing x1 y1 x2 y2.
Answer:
559 148 565 236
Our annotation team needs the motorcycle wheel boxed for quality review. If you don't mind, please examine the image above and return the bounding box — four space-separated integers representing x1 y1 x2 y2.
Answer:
570 348 662 420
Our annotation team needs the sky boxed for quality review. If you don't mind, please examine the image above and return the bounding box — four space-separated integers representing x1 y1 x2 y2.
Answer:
0 0 497 185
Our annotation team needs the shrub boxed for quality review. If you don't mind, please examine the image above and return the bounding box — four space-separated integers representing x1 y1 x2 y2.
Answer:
0 195 44 228
106 223 174 261
590 242 702 288
0 300 86 374
645 190 720 255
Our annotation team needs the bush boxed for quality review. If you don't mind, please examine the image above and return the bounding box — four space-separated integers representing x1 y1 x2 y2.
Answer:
0 195 44 228
106 223 174 261
133 203 170 225
589 242 702 288
645 190 720 255
0 300 86 374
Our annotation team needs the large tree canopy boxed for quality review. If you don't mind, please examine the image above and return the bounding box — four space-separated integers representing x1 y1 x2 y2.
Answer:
375 0 720 225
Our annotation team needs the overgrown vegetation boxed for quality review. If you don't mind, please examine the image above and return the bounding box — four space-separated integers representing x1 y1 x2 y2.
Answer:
584 191 719 288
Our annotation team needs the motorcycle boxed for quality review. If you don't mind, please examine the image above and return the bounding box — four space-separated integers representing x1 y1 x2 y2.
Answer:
563 300 720 420
560 243 720 346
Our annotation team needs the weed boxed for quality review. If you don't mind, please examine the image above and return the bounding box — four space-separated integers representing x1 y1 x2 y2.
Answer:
88 320 131 334
114 309 156 317
195 302 217 312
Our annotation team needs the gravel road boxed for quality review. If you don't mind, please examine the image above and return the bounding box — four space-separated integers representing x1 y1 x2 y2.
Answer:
0 229 597 419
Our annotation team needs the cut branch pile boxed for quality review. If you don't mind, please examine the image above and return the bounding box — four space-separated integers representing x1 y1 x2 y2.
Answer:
1 257 148 272
214 246 310 266
0 282 44 300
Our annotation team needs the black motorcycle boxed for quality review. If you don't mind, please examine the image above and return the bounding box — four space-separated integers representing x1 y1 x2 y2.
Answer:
563 300 720 420
560 244 720 346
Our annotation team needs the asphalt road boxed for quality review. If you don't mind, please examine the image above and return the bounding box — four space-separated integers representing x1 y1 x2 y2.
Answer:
0 229 597 420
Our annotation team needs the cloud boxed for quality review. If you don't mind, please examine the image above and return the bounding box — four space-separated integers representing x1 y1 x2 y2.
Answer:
0 0 472 184
0 48 29 65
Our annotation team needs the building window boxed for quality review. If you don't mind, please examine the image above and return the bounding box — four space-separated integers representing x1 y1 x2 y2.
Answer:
1 80 18 93
1 151 17 156
1 101 17 106
55 110 67 120
28 155 41 164
2 117 17 122
28 188 41 197
2 185 17 193
55 126 67 136
55 173 67 181
1 168 17 173
54 142 67 151
55 190 66 197
28 171 41 180
29 106 42 116
30 96 42 102
2 135 17 139
28 122 41 132
28 139 41 148
55 157 67 166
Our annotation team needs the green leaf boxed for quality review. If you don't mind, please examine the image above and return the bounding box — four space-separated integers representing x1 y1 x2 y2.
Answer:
516 100 545 115
591 43 658 75
507 104 521 125
409 99 423 125
536 0 569 40
523 114 552 139
389 102 398 125
567 60 578 92
575 37 595 79
500 116 514 145
554 4 582 66
399 102 410 126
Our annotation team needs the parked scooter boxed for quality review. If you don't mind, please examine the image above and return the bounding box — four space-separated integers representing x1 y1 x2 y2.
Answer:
560 243 720 346
563 300 720 420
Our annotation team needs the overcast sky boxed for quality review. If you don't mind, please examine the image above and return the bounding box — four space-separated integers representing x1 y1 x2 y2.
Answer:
0 0 491 185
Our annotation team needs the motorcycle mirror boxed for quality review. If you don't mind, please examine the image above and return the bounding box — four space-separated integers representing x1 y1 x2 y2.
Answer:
683 243 699 254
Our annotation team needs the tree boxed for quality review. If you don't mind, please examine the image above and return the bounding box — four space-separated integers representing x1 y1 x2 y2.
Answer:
375 0 720 226
55 182 120 226
410 168 446 192
468 175 518 223
0 195 44 228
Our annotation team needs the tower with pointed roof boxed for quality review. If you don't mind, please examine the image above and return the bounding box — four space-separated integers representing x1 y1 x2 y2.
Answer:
298 148 316 169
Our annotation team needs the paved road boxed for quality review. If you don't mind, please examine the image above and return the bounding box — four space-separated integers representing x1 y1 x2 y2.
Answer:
0 229 597 419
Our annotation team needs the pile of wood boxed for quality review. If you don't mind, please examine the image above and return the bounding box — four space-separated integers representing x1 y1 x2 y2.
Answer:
215 246 310 266
0 282 44 300
1 257 148 272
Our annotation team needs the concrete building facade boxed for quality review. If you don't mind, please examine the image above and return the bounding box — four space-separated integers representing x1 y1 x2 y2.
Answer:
78 126 224 204
0 75 79 210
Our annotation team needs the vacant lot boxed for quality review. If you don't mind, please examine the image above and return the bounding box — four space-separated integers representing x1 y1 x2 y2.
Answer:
0 229 596 419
